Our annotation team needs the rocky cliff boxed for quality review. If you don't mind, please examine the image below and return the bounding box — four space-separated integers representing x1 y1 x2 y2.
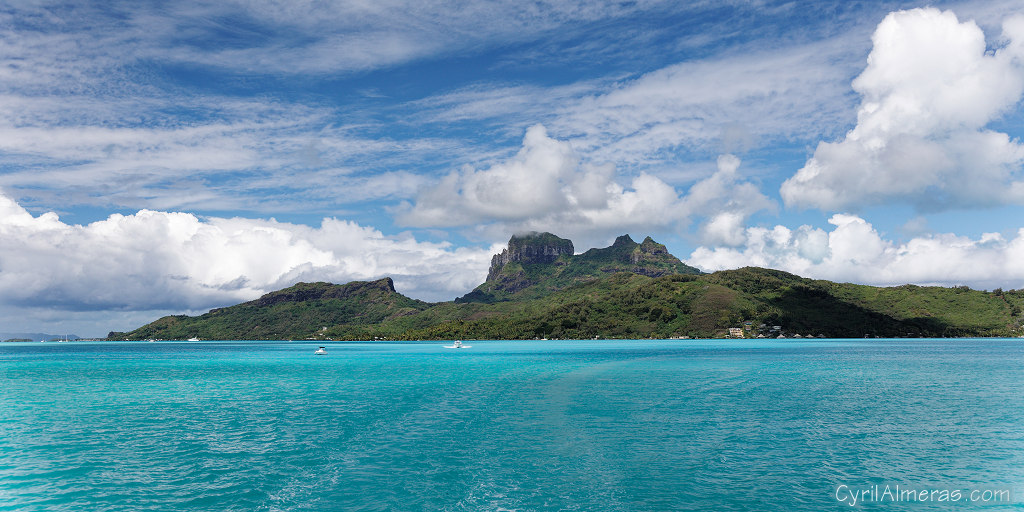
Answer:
486 232 574 281
460 232 700 303
630 236 690 277
576 234 699 277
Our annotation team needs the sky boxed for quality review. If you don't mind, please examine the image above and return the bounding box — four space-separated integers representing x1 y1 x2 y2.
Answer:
3 0 1024 337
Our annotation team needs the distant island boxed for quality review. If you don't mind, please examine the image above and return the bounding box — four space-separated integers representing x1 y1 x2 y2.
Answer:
1 333 82 343
110 232 1024 341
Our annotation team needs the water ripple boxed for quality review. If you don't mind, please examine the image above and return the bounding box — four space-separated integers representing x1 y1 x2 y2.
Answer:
1 339 1022 511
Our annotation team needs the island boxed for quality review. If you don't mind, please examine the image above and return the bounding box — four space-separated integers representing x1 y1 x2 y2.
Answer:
111 232 1024 341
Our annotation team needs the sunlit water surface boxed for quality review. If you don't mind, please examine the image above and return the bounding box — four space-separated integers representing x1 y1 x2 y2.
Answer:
1 339 1022 511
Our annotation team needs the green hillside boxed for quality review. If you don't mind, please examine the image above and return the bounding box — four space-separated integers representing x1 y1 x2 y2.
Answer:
110 278 429 341
112 234 1024 341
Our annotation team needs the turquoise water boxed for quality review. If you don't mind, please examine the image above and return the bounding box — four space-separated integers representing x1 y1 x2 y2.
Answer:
1 339 1022 511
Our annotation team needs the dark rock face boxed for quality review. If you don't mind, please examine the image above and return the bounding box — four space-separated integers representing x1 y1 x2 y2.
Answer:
487 232 574 281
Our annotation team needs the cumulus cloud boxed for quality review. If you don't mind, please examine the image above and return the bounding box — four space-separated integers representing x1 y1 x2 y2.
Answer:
681 154 776 246
688 214 1024 290
782 8 1024 211
397 125 582 225
397 125 774 248
0 190 496 314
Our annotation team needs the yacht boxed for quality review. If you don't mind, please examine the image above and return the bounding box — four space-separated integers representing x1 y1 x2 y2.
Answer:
314 346 327 355
187 337 200 342
444 340 471 349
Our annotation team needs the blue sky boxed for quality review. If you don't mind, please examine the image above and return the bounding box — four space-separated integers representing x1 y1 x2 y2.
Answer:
3 0 1024 337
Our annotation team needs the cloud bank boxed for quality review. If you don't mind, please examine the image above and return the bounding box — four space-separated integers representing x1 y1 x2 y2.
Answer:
782 8 1024 211
688 214 1024 291
397 125 774 247
0 190 495 313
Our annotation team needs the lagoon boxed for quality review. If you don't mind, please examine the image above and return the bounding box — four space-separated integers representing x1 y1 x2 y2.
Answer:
1 339 1022 511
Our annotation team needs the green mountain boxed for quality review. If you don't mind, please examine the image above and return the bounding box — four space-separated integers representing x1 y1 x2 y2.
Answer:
111 233 1024 341
457 232 701 303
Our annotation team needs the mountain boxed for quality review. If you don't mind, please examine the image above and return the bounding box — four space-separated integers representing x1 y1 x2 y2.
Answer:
457 232 701 303
113 233 1024 341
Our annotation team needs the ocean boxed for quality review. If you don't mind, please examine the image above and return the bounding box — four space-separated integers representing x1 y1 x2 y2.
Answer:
1 339 1022 511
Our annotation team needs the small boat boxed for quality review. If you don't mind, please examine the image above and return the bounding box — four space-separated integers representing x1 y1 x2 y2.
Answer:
314 346 327 355
444 340 471 349
187 337 200 342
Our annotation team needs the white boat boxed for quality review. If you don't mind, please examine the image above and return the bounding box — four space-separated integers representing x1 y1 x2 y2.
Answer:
444 340 471 349
314 346 327 355
187 337 200 341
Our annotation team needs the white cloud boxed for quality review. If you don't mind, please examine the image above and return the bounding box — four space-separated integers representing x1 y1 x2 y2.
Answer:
399 124 582 225
681 154 776 246
0 102 456 212
700 212 748 247
397 126 774 248
688 214 1024 290
0 190 496 317
0 3 482 214
557 41 858 157
1 1 683 78
781 8 1024 211
0 1 897 219
409 38 862 170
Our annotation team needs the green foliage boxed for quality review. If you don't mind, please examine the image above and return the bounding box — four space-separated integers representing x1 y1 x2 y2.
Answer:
119 246 1024 341
121 278 430 340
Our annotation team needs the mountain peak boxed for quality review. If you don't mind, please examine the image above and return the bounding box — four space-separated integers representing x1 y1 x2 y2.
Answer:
629 237 680 273
612 234 636 247
457 232 701 303
487 232 574 281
